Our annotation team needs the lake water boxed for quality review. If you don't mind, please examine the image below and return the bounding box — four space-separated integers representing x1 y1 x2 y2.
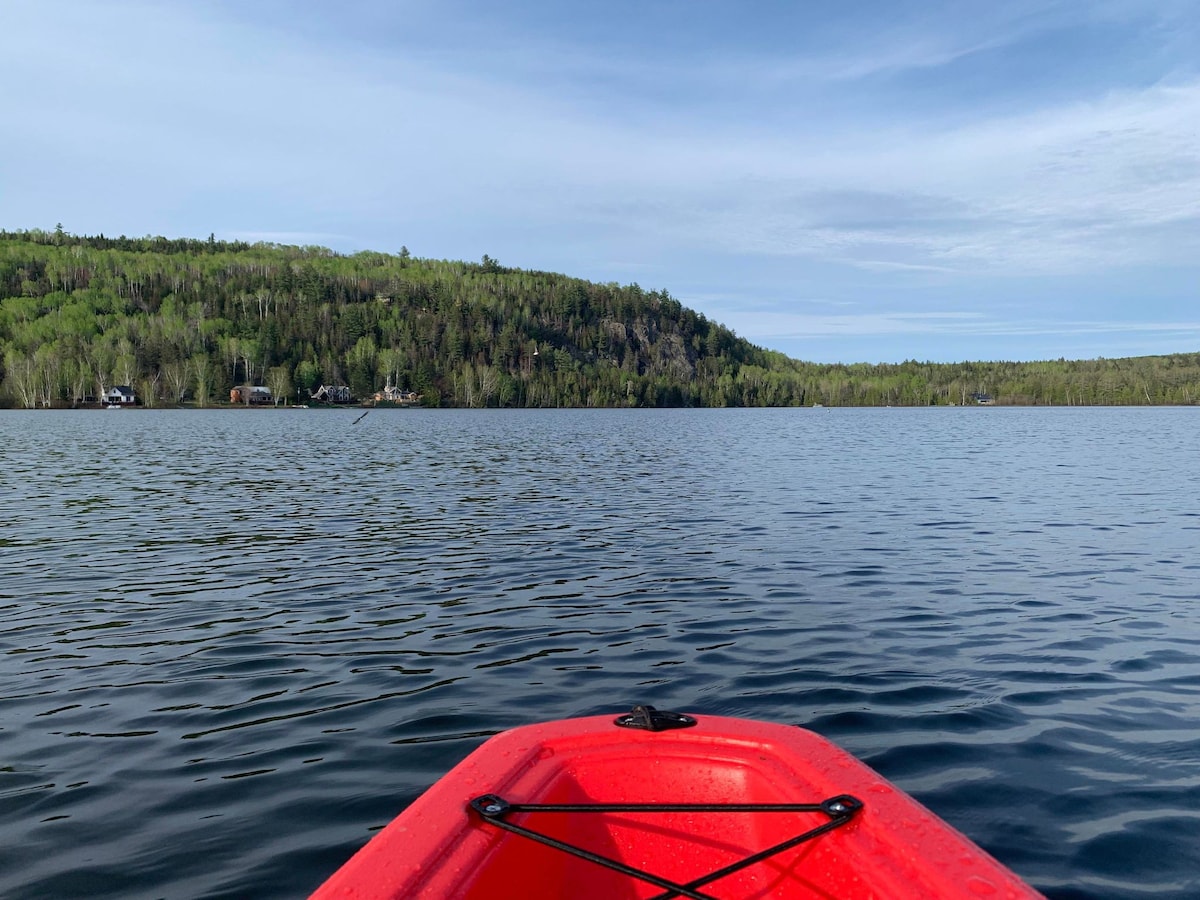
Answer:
1 407 1198 899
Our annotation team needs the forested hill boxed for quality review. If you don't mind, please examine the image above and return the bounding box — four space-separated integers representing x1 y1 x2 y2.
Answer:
2 227 1199 408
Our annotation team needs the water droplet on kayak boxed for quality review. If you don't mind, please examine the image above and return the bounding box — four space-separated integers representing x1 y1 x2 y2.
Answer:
967 875 998 895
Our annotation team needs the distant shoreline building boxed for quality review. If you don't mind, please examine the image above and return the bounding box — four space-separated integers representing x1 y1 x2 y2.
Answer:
103 386 136 406
373 383 420 406
310 384 353 404
230 385 273 404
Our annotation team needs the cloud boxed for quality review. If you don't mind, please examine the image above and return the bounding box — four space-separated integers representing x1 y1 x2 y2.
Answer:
2 0 1197 363
708 299 1200 364
732 311 986 339
851 261 960 274
8 2 1196 279
564 78 1200 276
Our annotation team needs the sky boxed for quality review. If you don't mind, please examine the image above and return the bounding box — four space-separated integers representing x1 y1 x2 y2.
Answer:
2 0 1198 364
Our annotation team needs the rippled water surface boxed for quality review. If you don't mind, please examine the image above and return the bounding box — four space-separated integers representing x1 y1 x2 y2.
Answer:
2 407 1199 898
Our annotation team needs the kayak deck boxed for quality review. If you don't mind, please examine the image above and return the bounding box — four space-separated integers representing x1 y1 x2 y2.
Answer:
312 710 1042 899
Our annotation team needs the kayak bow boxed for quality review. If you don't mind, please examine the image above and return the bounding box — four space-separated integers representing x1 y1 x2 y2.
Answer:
312 706 1042 899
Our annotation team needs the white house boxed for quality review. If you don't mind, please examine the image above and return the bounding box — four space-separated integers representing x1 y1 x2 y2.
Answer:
103 386 136 406
311 384 353 403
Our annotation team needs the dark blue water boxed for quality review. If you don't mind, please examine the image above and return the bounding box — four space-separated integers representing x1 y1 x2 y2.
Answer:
1 408 1198 898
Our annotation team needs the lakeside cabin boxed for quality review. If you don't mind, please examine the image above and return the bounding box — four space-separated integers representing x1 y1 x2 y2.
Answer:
372 384 421 406
310 384 353 404
230 385 273 405
103 386 136 406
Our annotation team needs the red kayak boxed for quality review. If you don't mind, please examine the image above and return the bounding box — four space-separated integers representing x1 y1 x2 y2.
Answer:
312 707 1042 899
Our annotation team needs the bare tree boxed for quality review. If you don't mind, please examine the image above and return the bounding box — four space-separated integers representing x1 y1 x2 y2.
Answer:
238 339 260 388
254 288 272 319
3 349 37 408
139 371 161 408
191 353 212 407
66 357 92 407
32 344 65 408
266 366 293 406
477 363 498 407
162 360 191 405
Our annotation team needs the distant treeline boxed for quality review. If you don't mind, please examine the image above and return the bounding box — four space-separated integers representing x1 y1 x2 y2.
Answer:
2 227 1198 408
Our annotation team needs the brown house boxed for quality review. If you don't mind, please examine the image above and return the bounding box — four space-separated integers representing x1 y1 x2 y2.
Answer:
230 386 273 404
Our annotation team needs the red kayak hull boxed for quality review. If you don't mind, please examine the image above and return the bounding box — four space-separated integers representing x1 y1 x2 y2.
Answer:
312 713 1042 899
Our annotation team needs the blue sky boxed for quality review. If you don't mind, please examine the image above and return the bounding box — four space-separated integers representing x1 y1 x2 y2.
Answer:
3 1 1197 363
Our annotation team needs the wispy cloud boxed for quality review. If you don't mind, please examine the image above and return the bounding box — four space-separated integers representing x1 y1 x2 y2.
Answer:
567 79 1200 276
851 260 960 274
725 310 1200 341
732 311 987 339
